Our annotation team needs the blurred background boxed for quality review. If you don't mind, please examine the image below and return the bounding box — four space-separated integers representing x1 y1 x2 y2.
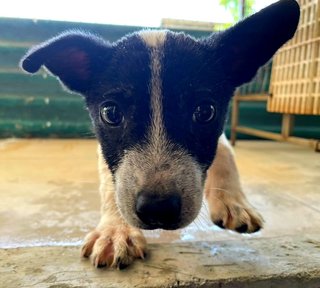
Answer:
1 0 276 27
0 0 319 140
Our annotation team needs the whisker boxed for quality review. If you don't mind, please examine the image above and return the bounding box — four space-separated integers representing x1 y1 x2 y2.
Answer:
205 194 231 211
206 187 233 195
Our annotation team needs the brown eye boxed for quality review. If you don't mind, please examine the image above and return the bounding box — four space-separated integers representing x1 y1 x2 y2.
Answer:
193 103 215 124
100 102 124 126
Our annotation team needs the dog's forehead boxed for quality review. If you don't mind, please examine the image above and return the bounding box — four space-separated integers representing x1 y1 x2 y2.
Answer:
123 29 198 49
113 30 203 64
104 30 215 95
95 30 211 102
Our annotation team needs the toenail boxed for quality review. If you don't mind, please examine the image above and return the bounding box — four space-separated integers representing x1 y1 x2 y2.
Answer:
235 224 248 233
140 251 147 259
97 262 107 268
252 225 261 233
118 262 129 270
214 220 225 229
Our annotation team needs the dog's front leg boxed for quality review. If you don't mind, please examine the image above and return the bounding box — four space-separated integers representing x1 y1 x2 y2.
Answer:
81 146 146 269
205 134 263 233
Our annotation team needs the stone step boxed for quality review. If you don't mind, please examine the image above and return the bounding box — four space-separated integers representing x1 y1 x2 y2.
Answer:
1 234 320 288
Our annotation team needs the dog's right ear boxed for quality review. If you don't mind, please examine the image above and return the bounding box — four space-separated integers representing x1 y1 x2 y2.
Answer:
20 31 113 94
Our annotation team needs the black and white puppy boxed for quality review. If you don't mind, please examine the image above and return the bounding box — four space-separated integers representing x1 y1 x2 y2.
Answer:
21 0 299 269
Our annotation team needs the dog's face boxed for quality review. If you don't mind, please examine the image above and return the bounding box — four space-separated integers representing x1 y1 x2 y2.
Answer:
21 0 299 230
90 31 233 230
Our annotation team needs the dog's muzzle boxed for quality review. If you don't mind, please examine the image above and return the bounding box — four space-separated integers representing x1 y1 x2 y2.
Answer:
135 191 181 230
114 144 204 231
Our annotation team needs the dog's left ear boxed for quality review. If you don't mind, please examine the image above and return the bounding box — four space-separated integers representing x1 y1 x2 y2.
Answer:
211 0 300 87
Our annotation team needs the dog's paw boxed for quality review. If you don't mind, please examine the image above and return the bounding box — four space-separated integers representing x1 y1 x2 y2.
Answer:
81 225 146 269
208 192 264 233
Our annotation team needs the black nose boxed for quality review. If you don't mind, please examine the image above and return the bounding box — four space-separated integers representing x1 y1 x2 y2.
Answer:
135 192 181 229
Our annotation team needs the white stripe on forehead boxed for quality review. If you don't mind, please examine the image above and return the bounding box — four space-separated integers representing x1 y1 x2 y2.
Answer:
139 30 167 48
139 30 168 153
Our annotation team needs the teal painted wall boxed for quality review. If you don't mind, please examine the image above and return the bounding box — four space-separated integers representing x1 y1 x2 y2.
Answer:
0 17 319 139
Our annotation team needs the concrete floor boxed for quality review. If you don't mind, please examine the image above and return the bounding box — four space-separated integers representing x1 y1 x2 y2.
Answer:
1 139 320 287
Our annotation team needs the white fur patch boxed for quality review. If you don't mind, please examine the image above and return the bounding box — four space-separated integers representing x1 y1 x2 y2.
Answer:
139 30 168 153
139 30 167 48
219 133 234 155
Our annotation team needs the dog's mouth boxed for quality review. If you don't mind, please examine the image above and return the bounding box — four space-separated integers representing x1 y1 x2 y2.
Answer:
137 221 182 231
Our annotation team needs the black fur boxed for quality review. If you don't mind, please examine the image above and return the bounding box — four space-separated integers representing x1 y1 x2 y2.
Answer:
162 32 232 169
21 31 113 93
207 0 300 87
87 34 152 171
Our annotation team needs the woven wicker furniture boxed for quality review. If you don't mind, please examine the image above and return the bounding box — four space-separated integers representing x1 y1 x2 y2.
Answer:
231 0 320 151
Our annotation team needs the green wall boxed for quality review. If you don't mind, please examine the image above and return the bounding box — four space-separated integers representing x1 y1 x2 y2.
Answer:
0 17 319 139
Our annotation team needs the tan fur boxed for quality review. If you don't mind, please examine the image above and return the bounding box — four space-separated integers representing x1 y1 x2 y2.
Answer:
205 134 264 232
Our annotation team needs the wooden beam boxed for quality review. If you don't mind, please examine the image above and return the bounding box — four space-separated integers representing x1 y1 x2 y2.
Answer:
231 96 240 146
282 114 295 139
234 94 270 102
235 126 320 152
235 126 283 141
286 137 320 152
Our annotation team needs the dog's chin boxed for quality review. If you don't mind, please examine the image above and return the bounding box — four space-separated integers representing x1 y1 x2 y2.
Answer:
138 222 184 231
123 214 198 231
137 223 182 231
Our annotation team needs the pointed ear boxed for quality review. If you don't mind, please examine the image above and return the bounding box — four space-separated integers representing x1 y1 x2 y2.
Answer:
213 0 300 87
20 31 112 94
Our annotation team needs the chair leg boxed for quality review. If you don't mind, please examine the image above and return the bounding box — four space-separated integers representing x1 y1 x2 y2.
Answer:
281 114 294 140
230 96 240 146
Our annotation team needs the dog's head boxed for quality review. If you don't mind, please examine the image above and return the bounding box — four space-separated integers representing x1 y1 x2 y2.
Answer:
21 0 299 230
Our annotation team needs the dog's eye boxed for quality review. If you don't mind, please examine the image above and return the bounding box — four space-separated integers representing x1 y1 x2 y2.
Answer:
193 103 215 124
100 103 124 126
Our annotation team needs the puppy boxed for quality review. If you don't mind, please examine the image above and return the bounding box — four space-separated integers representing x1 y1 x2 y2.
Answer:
20 0 300 269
